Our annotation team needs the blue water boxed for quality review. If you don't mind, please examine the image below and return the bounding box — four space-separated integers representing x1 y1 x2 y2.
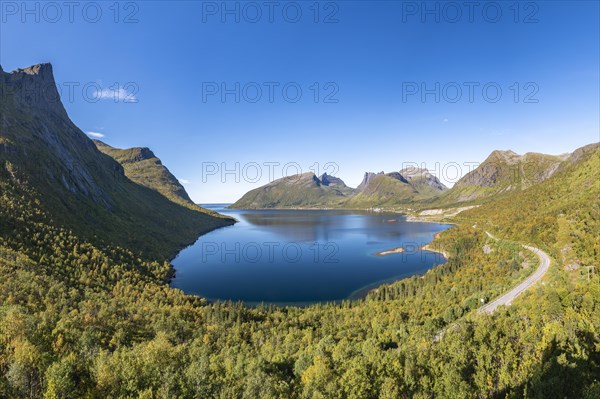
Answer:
171 204 451 305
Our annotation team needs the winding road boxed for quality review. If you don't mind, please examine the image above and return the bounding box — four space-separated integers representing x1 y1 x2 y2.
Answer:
478 232 551 314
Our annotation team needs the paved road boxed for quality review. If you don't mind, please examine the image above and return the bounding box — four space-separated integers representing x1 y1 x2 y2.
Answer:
478 232 551 314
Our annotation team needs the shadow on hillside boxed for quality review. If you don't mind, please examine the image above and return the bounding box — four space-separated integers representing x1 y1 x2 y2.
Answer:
490 333 600 399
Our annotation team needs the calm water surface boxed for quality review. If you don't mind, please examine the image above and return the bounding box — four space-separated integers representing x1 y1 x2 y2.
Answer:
171 205 451 305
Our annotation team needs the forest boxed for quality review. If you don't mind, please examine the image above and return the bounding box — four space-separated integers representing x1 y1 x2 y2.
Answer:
0 147 598 398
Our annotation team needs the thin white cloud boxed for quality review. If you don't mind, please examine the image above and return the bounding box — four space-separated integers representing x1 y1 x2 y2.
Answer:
443 118 449 123
179 179 191 185
87 132 105 138
95 88 137 102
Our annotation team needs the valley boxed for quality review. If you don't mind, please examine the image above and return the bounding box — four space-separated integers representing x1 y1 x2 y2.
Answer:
2 0 599 396
0 62 598 399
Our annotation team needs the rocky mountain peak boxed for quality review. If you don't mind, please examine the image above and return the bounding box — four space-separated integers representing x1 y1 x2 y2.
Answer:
385 171 409 184
2 62 68 119
320 172 348 188
312 173 322 186
488 149 521 164
125 147 157 163
398 167 447 191
16 63 54 77
399 166 429 176
357 171 384 192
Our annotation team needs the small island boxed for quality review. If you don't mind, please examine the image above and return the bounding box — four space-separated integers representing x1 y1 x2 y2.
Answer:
375 246 406 256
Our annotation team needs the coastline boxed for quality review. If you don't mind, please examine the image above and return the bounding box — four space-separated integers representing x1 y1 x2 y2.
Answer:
170 206 452 304
357 230 451 299
419 243 449 260
167 218 237 284
226 206 462 227
374 246 406 256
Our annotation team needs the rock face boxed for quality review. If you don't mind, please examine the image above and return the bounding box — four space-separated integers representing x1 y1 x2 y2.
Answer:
356 172 384 192
563 142 600 165
385 172 409 184
320 172 346 187
399 167 447 192
1 63 117 207
0 63 233 257
319 173 355 196
1 63 69 119
445 149 565 202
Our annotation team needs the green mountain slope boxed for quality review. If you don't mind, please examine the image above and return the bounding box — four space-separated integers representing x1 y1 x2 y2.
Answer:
462 142 599 267
229 172 354 208
93 140 217 214
345 173 417 207
437 149 565 204
231 168 447 209
346 168 447 208
0 63 233 259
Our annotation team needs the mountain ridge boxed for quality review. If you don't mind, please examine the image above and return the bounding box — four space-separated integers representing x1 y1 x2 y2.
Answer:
230 167 448 209
1 63 233 259
93 140 212 212
229 171 354 209
230 144 597 209
434 147 578 205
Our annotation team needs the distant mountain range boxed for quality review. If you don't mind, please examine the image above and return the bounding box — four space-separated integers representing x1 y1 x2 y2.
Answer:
346 168 448 208
231 145 598 210
1 62 597 235
0 63 233 259
230 167 448 209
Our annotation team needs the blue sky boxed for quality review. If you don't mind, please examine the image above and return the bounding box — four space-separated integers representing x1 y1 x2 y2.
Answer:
1 1 599 202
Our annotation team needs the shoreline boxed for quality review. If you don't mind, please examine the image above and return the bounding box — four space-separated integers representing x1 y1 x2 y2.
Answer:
225 206 407 215
374 246 406 256
227 206 462 226
419 243 449 260
167 218 237 284
170 207 453 305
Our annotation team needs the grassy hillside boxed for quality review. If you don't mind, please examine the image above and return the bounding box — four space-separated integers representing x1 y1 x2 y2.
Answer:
0 64 233 260
462 143 599 267
230 172 353 209
232 168 447 209
432 150 565 206
93 140 221 216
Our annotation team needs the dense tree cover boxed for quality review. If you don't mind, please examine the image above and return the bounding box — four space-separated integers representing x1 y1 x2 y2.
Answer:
1 151 599 398
368 227 536 310
462 149 600 269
